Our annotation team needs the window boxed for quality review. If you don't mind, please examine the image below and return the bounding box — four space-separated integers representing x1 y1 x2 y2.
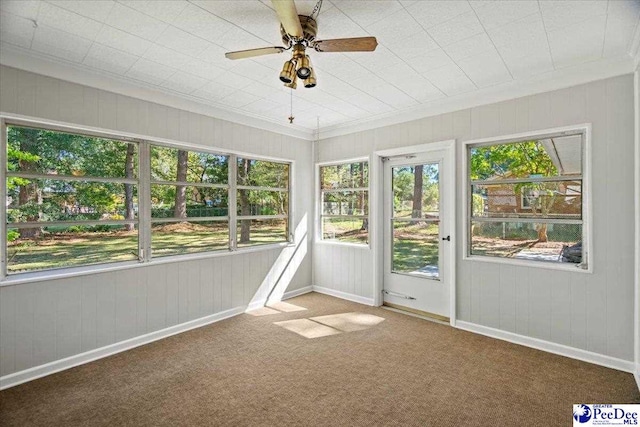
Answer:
319 161 369 244
236 157 289 248
1 120 292 277
150 145 229 257
467 131 587 267
4 124 140 274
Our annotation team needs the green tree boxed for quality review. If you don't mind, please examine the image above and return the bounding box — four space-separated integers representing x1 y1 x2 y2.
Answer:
7 126 139 237
470 140 558 242
238 158 252 243
174 150 188 219
412 165 423 218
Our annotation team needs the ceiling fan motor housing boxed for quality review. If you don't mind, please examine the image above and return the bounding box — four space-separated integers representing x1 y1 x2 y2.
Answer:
281 15 318 46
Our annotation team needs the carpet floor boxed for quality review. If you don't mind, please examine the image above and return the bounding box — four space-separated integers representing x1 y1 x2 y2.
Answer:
1 292 638 426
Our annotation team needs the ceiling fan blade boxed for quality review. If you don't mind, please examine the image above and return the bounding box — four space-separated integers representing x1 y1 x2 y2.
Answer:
225 46 286 60
271 0 303 38
314 37 378 53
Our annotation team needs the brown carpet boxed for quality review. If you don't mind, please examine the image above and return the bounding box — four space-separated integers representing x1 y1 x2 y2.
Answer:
1 292 638 426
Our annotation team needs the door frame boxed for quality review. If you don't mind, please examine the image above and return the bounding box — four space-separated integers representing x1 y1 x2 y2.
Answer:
372 140 457 326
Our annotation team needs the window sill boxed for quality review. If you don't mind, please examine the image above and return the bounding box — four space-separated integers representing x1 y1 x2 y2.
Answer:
0 242 293 287
462 254 592 273
314 239 371 249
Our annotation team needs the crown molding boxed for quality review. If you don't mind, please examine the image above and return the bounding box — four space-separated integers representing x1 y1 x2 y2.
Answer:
0 45 316 141
317 55 636 140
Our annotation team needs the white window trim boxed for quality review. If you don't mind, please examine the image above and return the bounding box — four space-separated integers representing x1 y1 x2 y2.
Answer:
461 124 593 273
316 157 370 247
0 114 294 284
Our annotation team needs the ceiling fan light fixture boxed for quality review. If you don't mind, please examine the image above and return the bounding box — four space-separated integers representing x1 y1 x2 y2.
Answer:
284 74 298 89
279 60 296 83
296 55 311 79
224 0 378 91
304 69 317 88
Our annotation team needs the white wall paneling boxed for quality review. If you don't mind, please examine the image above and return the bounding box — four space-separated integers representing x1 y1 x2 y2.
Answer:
0 65 313 387
316 74 637 367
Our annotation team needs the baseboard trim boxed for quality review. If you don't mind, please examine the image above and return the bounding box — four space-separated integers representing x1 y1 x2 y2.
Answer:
248 286 314 310
635 369 640 392
312 285 375 306
246 300 268 311
0 306 245 391
281 286 313 300
456 320 635 373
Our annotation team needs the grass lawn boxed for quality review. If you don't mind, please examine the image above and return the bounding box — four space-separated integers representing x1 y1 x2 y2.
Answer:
8 222 287 274
321 217 368 244
392 222 439 274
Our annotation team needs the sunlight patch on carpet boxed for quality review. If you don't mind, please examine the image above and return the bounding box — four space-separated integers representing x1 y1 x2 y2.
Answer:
267 301 307 312
310 312 385 332
246 307 281 316
274 319 342 338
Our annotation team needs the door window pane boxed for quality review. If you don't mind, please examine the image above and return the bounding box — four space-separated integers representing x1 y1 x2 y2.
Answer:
392 220 439 278
392 163 439 219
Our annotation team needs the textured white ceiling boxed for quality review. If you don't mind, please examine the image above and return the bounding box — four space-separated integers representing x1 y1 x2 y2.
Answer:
1 0 639 132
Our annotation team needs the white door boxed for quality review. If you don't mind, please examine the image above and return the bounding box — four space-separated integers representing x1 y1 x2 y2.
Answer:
383 150 452 320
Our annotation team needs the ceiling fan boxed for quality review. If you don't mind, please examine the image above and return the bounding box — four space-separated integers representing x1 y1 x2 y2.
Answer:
224 0 378 89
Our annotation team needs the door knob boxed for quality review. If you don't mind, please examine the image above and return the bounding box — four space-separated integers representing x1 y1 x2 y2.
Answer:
442 235 450 241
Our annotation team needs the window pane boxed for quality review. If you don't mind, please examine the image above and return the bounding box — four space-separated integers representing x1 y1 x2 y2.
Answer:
151 185 228 219
6 179 138 222
322 191 367 216
392 220 439 278
472 181 582 219
237 190 288 216
7 125 138 179
392 163 439 219
237 158 289 188
321 217 368 244
151 221 228 257
151 146 228 184
320 162 368 189
236 218 287 247
470 135 582 181
7 225 138 274
470 221 582 263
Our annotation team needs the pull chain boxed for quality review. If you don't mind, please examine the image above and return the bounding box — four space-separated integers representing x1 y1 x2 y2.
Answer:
288 87 295 124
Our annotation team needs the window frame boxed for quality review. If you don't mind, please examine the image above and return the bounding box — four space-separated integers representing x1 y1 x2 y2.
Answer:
147 143 231 260
462 124 592 273
316 157 370 247
0 116 294 283
234 155 292 249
